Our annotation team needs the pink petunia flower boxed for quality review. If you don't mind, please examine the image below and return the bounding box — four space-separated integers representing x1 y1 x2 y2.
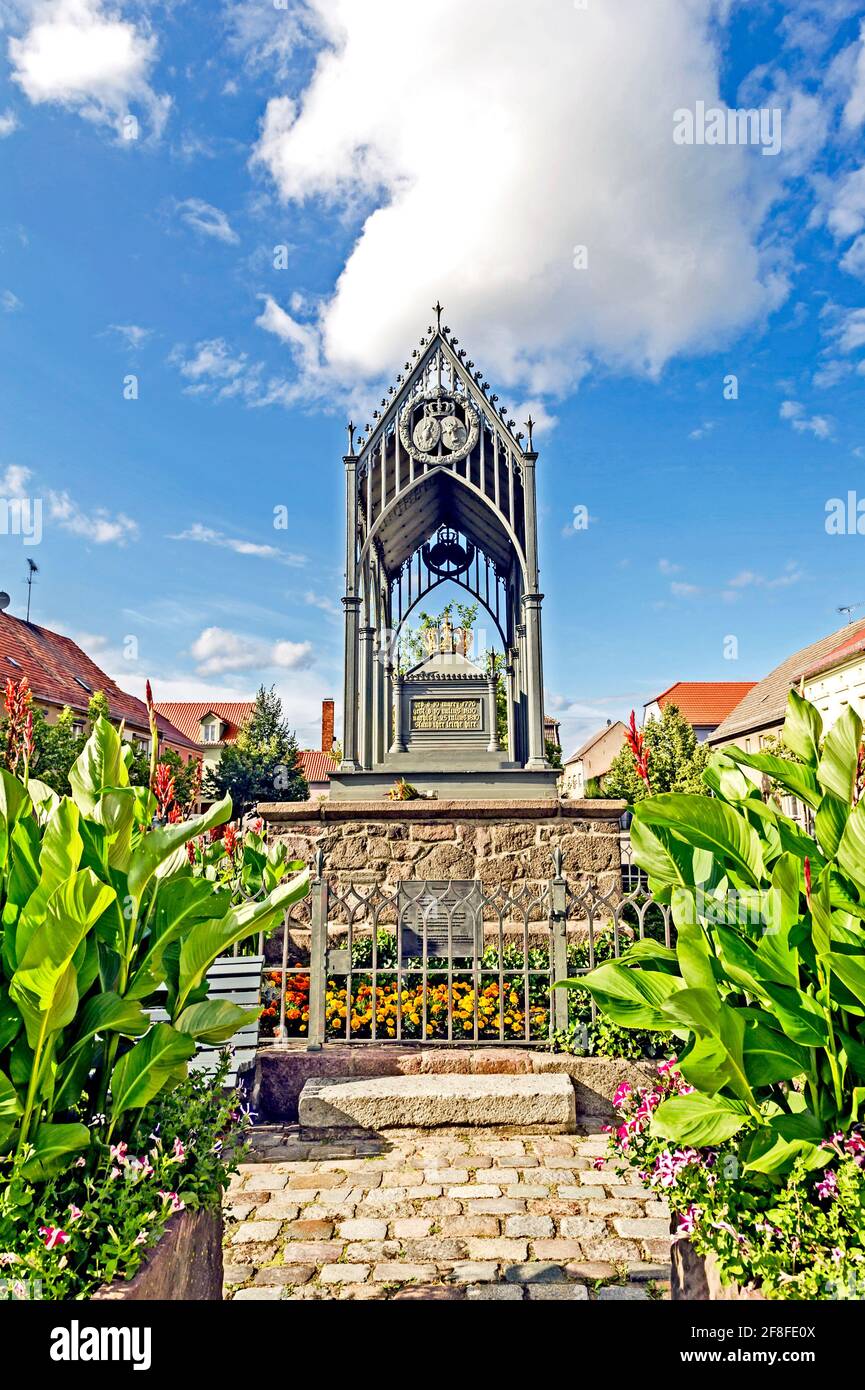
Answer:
38 1226 69 1250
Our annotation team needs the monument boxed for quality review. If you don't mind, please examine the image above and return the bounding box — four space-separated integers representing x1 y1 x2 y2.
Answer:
331 303 559 801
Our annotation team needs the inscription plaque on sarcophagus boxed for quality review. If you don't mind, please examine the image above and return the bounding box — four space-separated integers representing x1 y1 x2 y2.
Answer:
410 697 482 733
398 880 483 960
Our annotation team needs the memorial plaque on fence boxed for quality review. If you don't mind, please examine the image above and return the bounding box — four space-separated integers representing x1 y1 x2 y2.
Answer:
399 880 483 961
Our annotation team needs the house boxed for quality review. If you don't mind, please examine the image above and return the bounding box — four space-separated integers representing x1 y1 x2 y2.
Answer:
801 625 865 730
709 621 865 754
298 699 337 797
0 610 196 758
643 681 757 742
544 713 562 753
154 700 256 772
156 695 339 797
561 720 628 798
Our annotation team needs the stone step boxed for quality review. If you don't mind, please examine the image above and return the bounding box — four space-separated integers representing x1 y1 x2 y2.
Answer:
298 1073 576 1133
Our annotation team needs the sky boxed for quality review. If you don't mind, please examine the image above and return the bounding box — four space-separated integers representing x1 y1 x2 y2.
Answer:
0 0 863 757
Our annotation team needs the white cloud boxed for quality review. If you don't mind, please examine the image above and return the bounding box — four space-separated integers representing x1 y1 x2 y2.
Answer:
658 558 682 575
190 625 313 675
0 464 31 497
670 581 701 597
843 19 865 128
304 590 339 616
251 0 785 397
47 489 138 544
174 197 239 245
0 109 19 137
107 322 151 348
689 421 714 440
8 0 170 138
840 234 865 279
725 564 803 597
2 289 22 312
169 521 306 567
779 399 833 437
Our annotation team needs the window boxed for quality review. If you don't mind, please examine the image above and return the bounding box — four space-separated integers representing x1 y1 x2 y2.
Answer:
202 721 219 743
74 677 92 694
7 656 21 668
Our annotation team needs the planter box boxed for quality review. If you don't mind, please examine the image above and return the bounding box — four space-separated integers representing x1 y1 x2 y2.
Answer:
92 1208 223 1301
671 1235 765 1301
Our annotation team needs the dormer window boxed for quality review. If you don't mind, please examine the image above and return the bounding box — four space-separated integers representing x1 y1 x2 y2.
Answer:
201 717 221 744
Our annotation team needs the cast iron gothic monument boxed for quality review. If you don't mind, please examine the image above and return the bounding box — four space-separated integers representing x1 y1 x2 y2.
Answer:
331 304 558 801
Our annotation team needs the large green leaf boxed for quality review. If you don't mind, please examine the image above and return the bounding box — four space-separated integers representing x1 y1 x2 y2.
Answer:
69 716 129 816
782 688 822 767
817 705 862 803
126 796 232 901
837 800 865 896
635 794 765 888
650 1093 750 1146
0 768 32 870
0 1068 22 1147
742 1018 810 1086
739 1106 828 1173
109 1024 196 1118
724 748 822 810
629 815 690 890
92 787 139 871
815 792 849 863
10 870 116 1047
757 854 801 988
826 951 865 1008
127 876 231 1000
19 1122 90 1179
659 986 722 1034
672 902 718 993
174 999 259 1044
13 798 84 964
762 982 830 1046
176 870 309 1012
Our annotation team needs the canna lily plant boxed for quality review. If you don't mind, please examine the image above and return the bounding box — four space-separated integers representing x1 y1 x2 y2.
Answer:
577 689 865 1179
0 713 308 1179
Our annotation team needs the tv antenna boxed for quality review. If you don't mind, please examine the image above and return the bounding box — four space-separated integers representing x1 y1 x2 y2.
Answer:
25 558 38 622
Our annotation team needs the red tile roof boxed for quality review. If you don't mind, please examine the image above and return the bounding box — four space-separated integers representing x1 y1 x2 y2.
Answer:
648 681 758 726
802 626 865 681
0 612 197 752
298 749 338 784
154 701 256 745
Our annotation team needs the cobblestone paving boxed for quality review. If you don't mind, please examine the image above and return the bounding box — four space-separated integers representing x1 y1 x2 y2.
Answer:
223 1125 671 1301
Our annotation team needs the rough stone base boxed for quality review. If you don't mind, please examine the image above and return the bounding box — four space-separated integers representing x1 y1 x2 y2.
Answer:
256 1045 657 1122
670 1235 765 1301
299 1074 577 1133
93 1208 223 1301
257 798 625 903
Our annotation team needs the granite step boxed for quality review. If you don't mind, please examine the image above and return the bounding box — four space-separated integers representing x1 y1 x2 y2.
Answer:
298 1073 576 1133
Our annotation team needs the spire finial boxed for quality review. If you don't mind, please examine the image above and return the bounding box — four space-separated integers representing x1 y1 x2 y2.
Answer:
347 420 356 454
433 299 444 332
525 415 535 452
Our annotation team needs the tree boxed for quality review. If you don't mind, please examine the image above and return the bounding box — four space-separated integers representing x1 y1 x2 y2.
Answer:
602 703 710 803
205 685 307 815
545 738 563 770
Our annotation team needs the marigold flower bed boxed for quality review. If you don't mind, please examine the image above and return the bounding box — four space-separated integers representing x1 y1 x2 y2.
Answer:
260 970 548 1041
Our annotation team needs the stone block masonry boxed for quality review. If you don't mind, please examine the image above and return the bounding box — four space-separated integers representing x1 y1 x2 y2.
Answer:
258 798 625 902
224 1126 670 1302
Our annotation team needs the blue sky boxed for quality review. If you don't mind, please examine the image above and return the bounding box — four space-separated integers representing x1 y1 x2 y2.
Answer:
0 0 863 754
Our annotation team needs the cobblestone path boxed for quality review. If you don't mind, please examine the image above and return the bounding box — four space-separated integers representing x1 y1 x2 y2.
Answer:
223 1125 671 1301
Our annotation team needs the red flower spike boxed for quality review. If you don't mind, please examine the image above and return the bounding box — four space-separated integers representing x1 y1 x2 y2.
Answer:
625 709 652 792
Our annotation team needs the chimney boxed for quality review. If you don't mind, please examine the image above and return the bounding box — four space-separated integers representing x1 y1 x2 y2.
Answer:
321 698 335 754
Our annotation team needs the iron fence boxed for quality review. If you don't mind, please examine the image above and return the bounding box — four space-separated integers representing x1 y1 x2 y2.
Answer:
258 848 669 1051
